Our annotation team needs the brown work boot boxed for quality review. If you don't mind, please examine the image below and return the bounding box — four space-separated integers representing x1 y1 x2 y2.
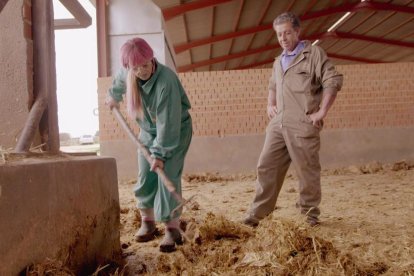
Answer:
243 216 260 227
135 220 159 242
159 228 183 253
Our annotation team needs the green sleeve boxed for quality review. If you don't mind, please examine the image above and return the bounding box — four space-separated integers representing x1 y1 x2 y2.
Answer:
108 68 127 102
149 80 182 161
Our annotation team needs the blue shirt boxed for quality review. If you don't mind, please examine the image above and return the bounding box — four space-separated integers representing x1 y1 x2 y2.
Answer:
281 41 305 72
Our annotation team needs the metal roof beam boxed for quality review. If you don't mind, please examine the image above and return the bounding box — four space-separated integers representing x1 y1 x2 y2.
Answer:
174 1 414 53
306 31 414 48
178 29 399 71
235 53 381 70
327 53 381 63
0 0 9 14
175 23 273 53
334 31 414 48
163 0 233 21
178 43 276 72
54 0 92 30
302 1 414 21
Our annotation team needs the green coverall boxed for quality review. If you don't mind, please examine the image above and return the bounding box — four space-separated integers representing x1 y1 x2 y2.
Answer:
109 60 192 222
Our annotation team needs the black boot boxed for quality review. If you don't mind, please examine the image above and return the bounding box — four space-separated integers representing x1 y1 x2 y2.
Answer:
135 220 159 242
159 228 183 253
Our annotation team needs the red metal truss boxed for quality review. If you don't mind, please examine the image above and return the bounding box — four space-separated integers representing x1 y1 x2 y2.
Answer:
175 23 273 53
235 58 276 70
177 29 399 71
0 0 10 14
327 53 382 63
178 43 276 72
163 0 233 21
307 31 414 48
302 1 414 21
54 0 92 30
235 53 381 70
174 1 414 54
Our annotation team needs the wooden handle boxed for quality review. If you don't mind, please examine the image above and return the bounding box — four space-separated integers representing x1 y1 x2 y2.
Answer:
112 107 180 197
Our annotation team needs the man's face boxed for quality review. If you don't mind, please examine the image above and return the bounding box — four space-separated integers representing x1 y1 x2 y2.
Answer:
275 22 300 52
131 59 153 81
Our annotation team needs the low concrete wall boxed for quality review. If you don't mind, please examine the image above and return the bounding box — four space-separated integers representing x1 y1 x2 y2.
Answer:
187 127 414 172
101 140 138 181
100 127 414 179
0 156 121 275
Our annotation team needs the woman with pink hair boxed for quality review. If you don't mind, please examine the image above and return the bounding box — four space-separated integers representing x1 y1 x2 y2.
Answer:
106 37 192 253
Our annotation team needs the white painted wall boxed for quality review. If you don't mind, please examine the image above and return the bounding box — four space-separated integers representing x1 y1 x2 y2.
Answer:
107 0 176 75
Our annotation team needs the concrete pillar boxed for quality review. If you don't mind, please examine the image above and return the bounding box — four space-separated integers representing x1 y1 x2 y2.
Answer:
0 0 30 149
107 0 176 75
0 156 121 275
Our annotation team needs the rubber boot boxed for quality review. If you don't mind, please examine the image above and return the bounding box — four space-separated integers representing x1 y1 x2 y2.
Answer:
159 227 183 252
135 220 159 242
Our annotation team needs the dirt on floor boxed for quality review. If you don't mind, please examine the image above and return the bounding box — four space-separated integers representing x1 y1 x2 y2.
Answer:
23 160 414 275
116 160 414 276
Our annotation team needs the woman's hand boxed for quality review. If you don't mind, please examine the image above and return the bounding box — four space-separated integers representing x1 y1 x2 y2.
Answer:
150 157 164 172
105 96 119 110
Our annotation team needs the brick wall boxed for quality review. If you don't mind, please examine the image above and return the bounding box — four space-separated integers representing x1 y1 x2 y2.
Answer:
98 78 140 142
98 62 414 142
328 63 414 129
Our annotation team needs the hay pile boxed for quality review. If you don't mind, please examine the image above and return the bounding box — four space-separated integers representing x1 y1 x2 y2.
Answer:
25 259 125 276
183 172 256 183
131 213 388 275
25 259 75 276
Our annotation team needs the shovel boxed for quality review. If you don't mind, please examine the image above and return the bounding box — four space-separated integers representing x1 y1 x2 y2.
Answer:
112 107 194 217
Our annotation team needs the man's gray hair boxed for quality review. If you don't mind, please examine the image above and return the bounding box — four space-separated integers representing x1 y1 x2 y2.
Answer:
273 12 301 29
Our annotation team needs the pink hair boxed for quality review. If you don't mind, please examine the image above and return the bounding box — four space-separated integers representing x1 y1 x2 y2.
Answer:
121 37 154 68
120 38 154 119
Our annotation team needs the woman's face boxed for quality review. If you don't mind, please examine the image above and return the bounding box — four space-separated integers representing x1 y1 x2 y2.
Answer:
131 59 154 80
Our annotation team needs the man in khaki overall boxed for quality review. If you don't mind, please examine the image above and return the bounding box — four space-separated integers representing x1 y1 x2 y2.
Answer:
244 12 343 226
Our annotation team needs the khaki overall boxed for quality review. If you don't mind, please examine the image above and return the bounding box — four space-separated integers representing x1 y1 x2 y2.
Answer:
249 41 343 220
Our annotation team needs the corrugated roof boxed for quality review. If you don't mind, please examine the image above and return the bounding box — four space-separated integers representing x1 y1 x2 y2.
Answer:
152 0 414 72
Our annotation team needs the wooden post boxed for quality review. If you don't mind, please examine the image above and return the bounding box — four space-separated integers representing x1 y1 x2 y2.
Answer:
97 0 109 77
15 0 60 152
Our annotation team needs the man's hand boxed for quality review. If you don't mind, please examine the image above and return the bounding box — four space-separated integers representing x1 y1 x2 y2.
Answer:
309 89 337 128
105 96 119 110
150 157 164 172
309 110 326 129
267 104 277 119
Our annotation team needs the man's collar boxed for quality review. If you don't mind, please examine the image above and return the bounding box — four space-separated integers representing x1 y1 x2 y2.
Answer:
282 41 305 56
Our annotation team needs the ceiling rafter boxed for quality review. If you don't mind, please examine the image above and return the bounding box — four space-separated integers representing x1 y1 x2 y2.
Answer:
301 1 414 21
224 0 245 70
174 0 414 54
0 0 9 14
310 31 414 48
325 10 377 52
181 0 192 66
327 53 382 63
178 28 411 71
235 52 381 70
163 0 233 21
234 0 272 69
178 43 276 72
175 23 273 54
347 0 414 57
208 6 216 71
54 0 92 30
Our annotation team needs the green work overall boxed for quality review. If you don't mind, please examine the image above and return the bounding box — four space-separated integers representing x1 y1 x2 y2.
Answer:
109 60 192 222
